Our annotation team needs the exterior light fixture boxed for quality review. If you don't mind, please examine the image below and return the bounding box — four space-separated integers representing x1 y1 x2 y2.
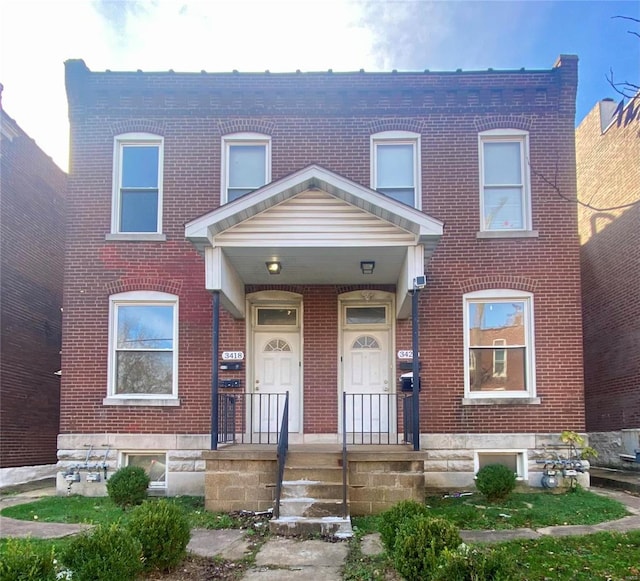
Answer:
266 261 282 275
360 261 375 275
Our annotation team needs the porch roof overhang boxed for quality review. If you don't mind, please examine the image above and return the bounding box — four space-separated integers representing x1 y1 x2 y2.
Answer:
185 165 444 319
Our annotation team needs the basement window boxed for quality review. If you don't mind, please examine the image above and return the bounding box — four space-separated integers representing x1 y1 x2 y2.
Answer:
475 450 526 480
124 452 167 489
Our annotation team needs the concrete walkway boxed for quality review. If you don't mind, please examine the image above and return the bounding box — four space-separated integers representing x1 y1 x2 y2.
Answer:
2 484 640 580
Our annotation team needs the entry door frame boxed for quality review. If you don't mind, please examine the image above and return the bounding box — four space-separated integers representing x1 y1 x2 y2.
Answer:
338 290 396 438
247 291 303 439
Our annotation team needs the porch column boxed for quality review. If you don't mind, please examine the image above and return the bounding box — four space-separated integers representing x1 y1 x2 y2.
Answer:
411 286 421 451
211 290 220 450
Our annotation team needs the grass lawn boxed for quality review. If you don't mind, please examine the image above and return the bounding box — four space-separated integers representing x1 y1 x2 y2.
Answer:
0 495 238 529
424 487 630 529
3 489 638 580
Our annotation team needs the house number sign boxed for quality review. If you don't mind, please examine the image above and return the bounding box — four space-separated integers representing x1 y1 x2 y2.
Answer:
397 350 414 360
221 351 244 360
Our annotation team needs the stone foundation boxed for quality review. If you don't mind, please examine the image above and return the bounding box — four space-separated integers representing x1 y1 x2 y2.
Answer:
589 430 640 470
56 434 208 496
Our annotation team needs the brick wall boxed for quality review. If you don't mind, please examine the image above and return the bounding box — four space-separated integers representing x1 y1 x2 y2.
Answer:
577 101 640 432
0 108 66 468
61 56 584 437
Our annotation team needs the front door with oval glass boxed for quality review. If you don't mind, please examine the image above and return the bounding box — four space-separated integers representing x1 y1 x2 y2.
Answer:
253 307 300 434
342 305 393 439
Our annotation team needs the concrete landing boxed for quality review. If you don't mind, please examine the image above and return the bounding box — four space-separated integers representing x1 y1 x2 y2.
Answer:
244 537 348 581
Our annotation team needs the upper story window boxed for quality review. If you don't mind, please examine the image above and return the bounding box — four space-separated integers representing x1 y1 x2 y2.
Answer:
464 289 536 399
479 129 531 232
107 291 178 401
371 131 421 208
222 133 271 203
112 134 163 235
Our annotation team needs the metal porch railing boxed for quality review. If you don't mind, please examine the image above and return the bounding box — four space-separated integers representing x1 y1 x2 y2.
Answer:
273 391 289 519
217 392 289 445
342 393 414 445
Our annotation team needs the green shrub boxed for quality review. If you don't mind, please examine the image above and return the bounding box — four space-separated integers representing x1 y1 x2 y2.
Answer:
128 499 191 571
378 499 430 552
475 463 517 502
393 515 462 581
0 538 56 581
433 545 515 581
106 465 150 509
61 522 143 581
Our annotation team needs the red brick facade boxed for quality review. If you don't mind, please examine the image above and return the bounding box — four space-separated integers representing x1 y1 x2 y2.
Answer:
577 100 640 433
61 56 584 454
1 104 66 469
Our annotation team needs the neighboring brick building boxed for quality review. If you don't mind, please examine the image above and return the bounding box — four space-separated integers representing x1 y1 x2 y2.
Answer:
0 92 66 486
577 98 640 467
59 55 585 497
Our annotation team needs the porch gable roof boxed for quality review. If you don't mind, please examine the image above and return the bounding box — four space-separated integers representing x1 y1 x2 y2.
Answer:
184 165 444 247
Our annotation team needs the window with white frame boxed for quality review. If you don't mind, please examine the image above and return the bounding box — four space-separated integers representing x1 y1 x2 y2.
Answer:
475 451 526 480
112 134 163 234
124 452 167 488
464 290 535 397
108 291 178 398
371 131 420 207
479 129 530 231
222 133 271 203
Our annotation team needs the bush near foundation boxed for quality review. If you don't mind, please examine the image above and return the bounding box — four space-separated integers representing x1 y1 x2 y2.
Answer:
127 499 191 572
378 499 431 552
0 538 56 581
106 465 150 509
393 515 462 581
61 523 143 581
475 463 517 502
432 545 515 580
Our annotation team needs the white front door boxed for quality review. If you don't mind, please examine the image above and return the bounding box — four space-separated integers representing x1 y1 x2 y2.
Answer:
253 328 300 434
341 303 394 435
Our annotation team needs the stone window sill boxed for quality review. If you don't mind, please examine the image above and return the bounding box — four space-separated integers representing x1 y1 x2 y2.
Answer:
462 397 541 406
476 230 539 239
105 233 167 242
103 397 180 407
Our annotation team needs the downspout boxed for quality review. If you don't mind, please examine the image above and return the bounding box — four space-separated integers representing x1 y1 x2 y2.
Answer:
411 285 421 451
211 290 220 450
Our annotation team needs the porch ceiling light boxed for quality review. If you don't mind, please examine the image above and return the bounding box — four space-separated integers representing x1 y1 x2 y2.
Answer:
360 260 375 275
266 261 282 275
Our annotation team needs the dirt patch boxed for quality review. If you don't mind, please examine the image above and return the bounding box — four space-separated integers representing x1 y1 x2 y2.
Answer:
143 555 246 581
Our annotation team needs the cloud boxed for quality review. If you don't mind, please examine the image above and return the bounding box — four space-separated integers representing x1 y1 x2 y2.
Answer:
358 0 550 71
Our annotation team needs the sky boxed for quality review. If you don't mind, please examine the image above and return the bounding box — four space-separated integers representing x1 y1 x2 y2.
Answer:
1 0 638 172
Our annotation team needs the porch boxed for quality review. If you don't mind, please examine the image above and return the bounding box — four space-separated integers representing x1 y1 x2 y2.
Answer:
204 444 427 520
205 390 426 530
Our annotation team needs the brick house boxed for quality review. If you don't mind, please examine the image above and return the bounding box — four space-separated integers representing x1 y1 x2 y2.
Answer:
59 56 585 511
0 93 66 487
577 98 640 467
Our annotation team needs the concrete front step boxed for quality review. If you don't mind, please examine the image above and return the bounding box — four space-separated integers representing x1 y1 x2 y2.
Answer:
281 481 344 500
283 467 343 483
269 516 353 538
279 498 346 518
285 451 343 468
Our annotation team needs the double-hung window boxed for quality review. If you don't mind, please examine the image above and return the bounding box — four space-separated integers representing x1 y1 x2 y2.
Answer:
112 134 163 234
107 291 178 401
222 133 271 203
479 129 531 232
371 131 420 208
464 290 535 399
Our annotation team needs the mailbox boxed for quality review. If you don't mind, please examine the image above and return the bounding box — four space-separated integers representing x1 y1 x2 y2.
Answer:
400 372 421 392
